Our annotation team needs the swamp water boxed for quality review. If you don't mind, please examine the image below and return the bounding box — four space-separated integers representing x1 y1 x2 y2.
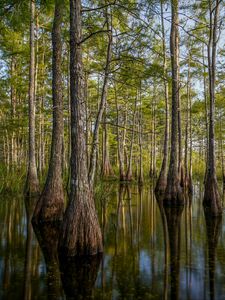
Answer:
0 183 225 299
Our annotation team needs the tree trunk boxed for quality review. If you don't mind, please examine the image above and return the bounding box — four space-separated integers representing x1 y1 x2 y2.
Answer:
33 0 64 223
25 0 39 197
219 119 225 189
155 0 169 194
126 96 137 181
101 108 114 177
115 87 127 181
164 0 183 205
59 0 103 257
184 52 193 194
138 88 144 185
88 8 112 186
203 0 222 216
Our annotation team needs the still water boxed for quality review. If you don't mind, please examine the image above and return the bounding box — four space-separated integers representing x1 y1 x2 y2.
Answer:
0 183 225 299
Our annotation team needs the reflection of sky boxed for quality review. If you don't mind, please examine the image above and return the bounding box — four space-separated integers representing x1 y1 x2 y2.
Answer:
139 250 151 277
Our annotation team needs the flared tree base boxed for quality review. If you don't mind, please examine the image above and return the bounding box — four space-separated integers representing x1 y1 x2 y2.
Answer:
24 171 39 198
164 179 184 206
203 174 222 216
59 196 103 257
155 175 167 196
32 187 64 224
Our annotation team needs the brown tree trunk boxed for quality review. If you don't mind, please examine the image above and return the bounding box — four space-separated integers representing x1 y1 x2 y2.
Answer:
126 96 137 181
59 0 103 257
164 0 183 205
219 118 225 189
155 0 169 194
184 52 193 194
138 89 144 185
101 108 114 177
25 0 39 196
115 87 127 181
33 0 64 223
88 8 112 186
203 0 222 216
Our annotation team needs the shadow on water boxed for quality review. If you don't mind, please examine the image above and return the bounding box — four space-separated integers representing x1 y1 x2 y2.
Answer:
204 209 222 300
59 254 102 299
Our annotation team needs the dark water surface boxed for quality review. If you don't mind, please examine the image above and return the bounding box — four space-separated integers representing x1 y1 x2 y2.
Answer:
0 183 225 299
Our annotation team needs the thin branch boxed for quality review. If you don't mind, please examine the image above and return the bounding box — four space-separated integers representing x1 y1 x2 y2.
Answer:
82 1 116 13
79 29 110 44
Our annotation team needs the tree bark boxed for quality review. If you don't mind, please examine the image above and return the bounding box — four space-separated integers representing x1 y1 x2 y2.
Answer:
115 86 127 181
203 0 222 216
59 0 103 256
184 52 193 194
164 0 183 205
155 0 169 194
33 0 64 223
101 107 114 177
25 0 39 197
138 88 144 185
126 96 137 181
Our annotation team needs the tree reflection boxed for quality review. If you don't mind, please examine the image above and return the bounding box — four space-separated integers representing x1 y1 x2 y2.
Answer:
204 209 222 300
32 221 63 299
164 205 183 300
23 197 36 300
155 196 169 300
59 254 102 299
156 195 184 300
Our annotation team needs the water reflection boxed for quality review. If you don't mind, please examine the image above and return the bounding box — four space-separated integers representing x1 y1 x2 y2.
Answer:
204 210 222 300
23 197 36 300
165 205 184 300
1 184 225 299
32 221 63 299
59 255 101 299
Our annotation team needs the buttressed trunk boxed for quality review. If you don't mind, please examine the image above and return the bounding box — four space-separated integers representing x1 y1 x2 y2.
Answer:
32 0 64 223
59 0 103 256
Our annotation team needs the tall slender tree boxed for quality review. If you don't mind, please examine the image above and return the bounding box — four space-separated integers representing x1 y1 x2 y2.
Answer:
155 0 169 194
88 7 113 186
32 0 64 223
164 0 183 204
25 0 39 196
59 0 103 256
203 0 222 215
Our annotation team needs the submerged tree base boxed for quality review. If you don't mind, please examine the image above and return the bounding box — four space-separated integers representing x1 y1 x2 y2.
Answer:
59 194 103 257
203 175 222 216
24 173 39 198
32 187 64 224
155 176 167 196
163 180 184 206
